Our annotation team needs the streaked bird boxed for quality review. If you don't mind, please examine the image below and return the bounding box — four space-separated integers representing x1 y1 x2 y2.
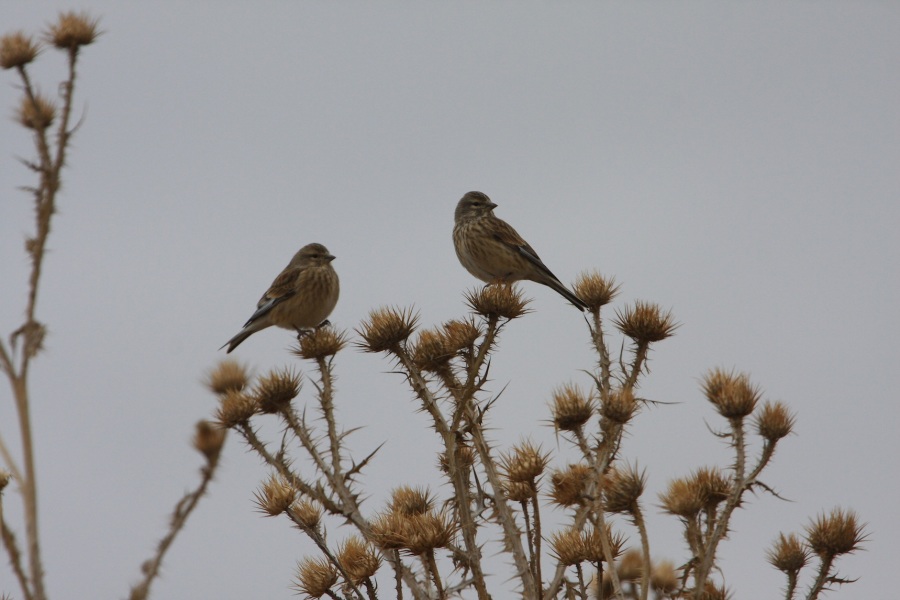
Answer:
453 191 587 310
221 243 340 353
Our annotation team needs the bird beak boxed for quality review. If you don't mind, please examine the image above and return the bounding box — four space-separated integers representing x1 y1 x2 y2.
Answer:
487 202 498 210
326 254 336 262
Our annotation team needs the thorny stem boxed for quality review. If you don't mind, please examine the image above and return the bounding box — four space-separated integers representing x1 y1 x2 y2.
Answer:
423 550 446 599
693 417 747 597
632 504 651 600
286 510 363 600
128 460 219 600
1 497 32 600
530 490 544 593
805 554 835 600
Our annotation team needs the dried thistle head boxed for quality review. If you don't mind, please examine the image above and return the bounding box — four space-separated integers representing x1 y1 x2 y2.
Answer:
439 442 475 473
698 581 730 600
755 401 795 441
650 560 679 594
192 420 226 463
356 306 418 353
690 467 732 509
464 284 530 320
253 474 296 517
294 327 346 360
253 367 301 414
214 389 257 428
402 512 455 555
337 536 381 584
389 486 434 516
805 508 867 558
294 557 338 598
549 529 584 566
410 328 454 372
573 270 620 311
659 477 704 518
550 383 595 432
504 480 535 502
616 548 644 581
613 300 678 344
206 359 249 395
603 464 646 515
767 532 809 574
702 368 761 419
18 94 56 130
441 318 481 352
549 463 592 507
370 511 408 550
581 526 625 563
601 388 637 425
1 32 39 69
291 499 323 529
502 440 550 483
46 12 99 49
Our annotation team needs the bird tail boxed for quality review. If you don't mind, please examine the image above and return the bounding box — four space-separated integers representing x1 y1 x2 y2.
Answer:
547 279 589 311
220 321 267 353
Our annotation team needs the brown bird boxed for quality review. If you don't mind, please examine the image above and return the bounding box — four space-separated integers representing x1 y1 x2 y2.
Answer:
453 191 587 310
221 243 340 353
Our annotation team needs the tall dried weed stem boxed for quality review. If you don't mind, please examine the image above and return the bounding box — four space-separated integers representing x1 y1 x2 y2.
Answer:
1 14 227 600
208 277 866 599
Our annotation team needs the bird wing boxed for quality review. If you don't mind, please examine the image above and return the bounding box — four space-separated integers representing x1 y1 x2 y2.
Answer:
490 218 564 284
242 268 302 327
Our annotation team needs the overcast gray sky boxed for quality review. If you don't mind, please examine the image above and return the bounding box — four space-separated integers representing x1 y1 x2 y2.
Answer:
1 2 898 598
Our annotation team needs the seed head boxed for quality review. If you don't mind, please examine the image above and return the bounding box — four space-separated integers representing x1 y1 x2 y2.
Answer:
581 526 625 563
402 512 455 555
549 463 592 507
410 328 453 372
659 477 704 518
464 284 530 320
46 12 99 49
573 270 621 311
698 581 730 600
755 401 795 441
690 467 731 509
650 560 679 594
441 318 481 352
603 464 646 515
294 557 338 598
549 529 584 565
504 480 536 502
805 507 867 558
439 442 475 473
0 32 39 69
18 94 56 130
337 536 381 584
389 486 434 516
370 511 408 550
253 367 301 414
501 441 549 483
192 420 226 464
294 327 346 360
613 301 678 344
550 383 595 432
214 389 257 428
702 368 760 419
356 306 418 353
767 532 809 574
616 548 644 581
206 359 249 395
291 499 323 529
601 388 637 425
253 474 296 517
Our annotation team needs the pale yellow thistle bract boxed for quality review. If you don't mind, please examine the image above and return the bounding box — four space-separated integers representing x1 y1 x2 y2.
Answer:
252 367 301 414
336 536 381 585
550 383 595 432
756 400 795 441
253 474 296 517
603 464 647 515
464 284 531 320
702 368 761 419
549 463 593 507
290 499 324 529
214 389 256 428
805 508 867 558
501 440 550 484
613 300 678 344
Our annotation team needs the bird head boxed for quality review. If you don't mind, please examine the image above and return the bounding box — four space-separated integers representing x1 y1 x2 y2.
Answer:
291 243 336 267
455 191 498 222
